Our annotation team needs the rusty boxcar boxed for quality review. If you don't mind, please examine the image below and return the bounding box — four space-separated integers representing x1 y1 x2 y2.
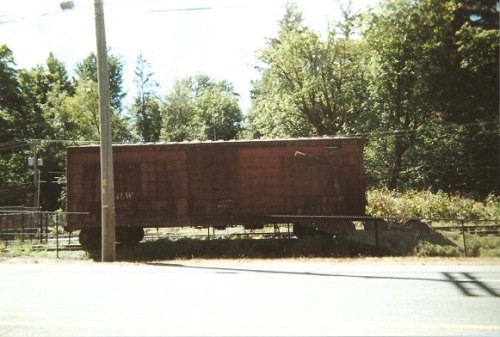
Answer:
66 137 366 247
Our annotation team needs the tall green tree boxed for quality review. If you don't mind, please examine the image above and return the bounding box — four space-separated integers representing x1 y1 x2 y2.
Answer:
75 52 126 113
361 0 456 189
248 3 318 138
74 52 132 142
161 77 196 141
362 0 498 196
440 0 499 196
194 83 243 140
44 77 131 143
130 54 162 142
0 45 32 206
439 0 499 124
17 54 76 210
0 45 25 143
18 53 74 140
249 2 367 138
161 74 242 141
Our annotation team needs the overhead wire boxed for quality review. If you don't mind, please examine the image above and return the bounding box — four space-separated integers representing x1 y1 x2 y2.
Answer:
341 120 499 139
0 0 250 33
0 139 99 153
0 118 496 151
0 140 31 152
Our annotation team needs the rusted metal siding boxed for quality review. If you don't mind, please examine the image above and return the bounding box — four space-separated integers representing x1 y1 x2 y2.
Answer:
66 138 365 230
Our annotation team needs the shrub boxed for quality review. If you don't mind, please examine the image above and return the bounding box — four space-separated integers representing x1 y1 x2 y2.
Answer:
366 188 500 220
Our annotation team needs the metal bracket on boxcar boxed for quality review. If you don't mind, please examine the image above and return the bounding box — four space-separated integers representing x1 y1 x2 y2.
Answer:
294 151 321 161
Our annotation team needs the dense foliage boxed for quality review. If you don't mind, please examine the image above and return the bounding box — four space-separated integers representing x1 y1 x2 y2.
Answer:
367 188 500 220
161 74 243 142
0 0 498 210
249 0 498 197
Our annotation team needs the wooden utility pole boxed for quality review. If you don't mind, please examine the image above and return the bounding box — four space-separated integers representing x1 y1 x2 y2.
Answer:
94 0 115 262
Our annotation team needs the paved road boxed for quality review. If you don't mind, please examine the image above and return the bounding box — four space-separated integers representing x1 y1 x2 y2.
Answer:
0 259 499 336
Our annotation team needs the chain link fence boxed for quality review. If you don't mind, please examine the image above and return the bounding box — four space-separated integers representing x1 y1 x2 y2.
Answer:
1 209 499 258
421 218 500 257
340 217 500 257
0 208 77 256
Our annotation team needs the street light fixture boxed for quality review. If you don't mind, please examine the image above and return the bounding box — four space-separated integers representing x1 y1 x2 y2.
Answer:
60 1 74 11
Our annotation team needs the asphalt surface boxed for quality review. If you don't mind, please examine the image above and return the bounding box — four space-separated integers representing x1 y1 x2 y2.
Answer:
0 258 499 336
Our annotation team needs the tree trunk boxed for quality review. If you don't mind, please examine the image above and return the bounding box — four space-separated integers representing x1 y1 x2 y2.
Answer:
388 135 404 189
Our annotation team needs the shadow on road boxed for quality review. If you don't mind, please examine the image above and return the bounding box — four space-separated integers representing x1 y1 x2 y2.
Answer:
144 261 500 297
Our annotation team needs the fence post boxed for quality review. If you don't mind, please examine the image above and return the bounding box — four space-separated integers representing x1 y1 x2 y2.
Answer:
374 219 380 253
37 211 42 243
21 212 25 243
38 212 42 243
56 213 59 259
3 215 7 246
44 212 48 244
461 219 467 257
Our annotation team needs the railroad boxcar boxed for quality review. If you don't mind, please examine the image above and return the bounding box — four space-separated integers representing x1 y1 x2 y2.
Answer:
66 137 366 247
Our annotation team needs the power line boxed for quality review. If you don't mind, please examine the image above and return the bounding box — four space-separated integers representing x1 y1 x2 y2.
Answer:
365 159 497 173
0 139 99 153
0 0 249 33
0 120 497 151
0 140 30 152
342 120 499 139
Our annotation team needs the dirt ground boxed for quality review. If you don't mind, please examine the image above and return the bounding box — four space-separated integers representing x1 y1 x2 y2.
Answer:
1 255 499 266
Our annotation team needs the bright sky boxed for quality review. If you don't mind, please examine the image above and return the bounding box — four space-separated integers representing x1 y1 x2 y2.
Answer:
1 0 379 111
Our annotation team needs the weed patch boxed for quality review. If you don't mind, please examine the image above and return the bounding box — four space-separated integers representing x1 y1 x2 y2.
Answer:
367 188 500 220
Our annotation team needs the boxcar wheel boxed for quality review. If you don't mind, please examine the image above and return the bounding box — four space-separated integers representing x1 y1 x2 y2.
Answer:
130 227 145 244
115 227 131 246
116 227 144 246
79 228 101 250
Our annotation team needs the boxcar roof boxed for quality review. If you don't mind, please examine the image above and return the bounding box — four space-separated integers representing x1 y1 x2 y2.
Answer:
67 137 363 152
